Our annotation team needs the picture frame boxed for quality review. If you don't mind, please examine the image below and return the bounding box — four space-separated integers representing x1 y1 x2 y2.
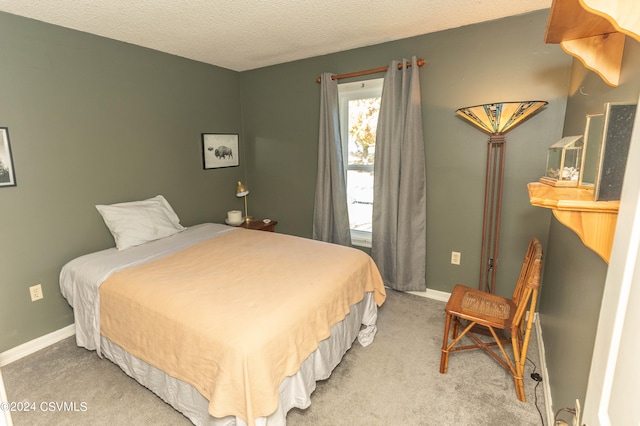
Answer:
202 133 239 169
0 127 16 187
594 102 637 201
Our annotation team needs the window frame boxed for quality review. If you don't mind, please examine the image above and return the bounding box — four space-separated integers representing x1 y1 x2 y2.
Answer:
338 78 384 248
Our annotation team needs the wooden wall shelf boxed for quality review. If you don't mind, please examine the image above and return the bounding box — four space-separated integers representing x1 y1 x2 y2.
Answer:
527 182 619 262
545 0 640 87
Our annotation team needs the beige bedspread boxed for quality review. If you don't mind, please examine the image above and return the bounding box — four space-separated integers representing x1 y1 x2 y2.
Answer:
99 229 385 424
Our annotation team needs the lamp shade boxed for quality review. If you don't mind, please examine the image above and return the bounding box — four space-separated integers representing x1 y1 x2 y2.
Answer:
456 101 548 135
236 181 249 197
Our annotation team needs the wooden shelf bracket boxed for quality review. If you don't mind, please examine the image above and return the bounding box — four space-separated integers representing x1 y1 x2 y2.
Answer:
545 0 640 87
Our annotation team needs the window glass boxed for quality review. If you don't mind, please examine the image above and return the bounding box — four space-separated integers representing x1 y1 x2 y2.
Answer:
338 78 383 247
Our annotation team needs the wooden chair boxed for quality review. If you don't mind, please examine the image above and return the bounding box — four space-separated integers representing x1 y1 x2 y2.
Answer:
439 237 543 402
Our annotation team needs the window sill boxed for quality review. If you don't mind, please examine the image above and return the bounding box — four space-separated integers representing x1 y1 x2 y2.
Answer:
351 231 372 248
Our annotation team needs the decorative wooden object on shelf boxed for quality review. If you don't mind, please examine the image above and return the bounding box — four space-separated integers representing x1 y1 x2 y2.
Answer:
527 182 619 262
545 0 640 87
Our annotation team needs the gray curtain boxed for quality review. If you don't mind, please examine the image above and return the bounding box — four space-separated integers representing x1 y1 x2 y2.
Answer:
371 57 427 291
312 72 351 246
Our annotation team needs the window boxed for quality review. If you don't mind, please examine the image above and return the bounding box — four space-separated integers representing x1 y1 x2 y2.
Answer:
338 78 383 247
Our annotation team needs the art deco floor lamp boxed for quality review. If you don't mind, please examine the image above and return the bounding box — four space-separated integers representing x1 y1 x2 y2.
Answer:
456 101 547 293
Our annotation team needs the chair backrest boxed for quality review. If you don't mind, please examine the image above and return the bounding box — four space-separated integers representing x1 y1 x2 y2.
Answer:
510 237 543 328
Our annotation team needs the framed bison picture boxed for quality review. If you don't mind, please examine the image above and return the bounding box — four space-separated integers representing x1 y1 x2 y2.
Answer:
0 127 16 187
202 133 239 169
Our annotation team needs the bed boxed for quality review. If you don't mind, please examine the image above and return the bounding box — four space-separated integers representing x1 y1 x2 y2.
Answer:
59 196 386 425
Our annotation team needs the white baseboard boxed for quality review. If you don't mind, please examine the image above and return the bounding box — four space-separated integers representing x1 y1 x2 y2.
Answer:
407 288 451 302
0 324 75 367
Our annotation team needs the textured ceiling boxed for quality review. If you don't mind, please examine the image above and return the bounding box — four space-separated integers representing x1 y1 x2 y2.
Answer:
0 0 551 71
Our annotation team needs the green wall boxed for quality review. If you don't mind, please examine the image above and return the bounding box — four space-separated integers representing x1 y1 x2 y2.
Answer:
539 36 640 413
0 12 245 351
2 6 619 420
240 10 571 297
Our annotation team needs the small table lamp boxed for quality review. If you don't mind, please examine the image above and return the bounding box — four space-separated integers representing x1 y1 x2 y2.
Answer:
236 181 251 223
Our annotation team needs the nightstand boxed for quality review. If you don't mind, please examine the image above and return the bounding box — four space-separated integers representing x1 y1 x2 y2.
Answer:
238 218 277 232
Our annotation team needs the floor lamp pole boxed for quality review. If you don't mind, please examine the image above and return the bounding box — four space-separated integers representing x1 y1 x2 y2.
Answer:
479 134 506 294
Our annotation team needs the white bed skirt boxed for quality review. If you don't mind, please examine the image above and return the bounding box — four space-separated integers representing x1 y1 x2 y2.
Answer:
100 292 377 425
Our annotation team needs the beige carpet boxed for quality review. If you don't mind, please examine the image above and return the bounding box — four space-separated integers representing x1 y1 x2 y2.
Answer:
3 289 546 425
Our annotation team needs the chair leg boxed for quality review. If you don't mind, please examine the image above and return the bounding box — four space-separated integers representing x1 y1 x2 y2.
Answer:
513 373 526 402
452 316 459 339
512 306 536 403
514 345 527 402
440 313 452 374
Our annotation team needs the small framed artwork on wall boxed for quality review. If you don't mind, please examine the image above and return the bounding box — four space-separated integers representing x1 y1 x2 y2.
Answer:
0 127 16 187
202 133 239 169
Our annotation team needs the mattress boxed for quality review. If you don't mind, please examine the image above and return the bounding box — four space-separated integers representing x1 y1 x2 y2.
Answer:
60 223 385 425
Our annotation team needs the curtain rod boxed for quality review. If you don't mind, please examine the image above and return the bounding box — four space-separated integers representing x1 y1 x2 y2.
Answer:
315 58 425 83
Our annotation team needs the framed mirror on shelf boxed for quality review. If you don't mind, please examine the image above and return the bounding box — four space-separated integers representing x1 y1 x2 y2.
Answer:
579 113 604 190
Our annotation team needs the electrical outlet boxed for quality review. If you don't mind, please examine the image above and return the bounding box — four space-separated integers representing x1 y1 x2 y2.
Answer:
29 284 43 301
574 399 581 426
451 251 461 265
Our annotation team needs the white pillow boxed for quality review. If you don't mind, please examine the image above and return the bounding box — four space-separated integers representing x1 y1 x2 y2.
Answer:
96 195 185 250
